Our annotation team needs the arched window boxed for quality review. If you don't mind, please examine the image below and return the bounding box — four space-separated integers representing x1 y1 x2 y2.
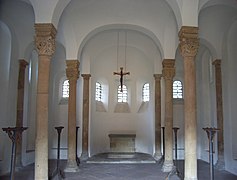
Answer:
118 85 128 102
95 82 102 101
142 83 150 102
62 79 69 98
173 80 183 98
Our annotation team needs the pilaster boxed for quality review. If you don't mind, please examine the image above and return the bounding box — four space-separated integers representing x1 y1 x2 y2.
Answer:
64 60 80 172
153 74 163 161
81 74 91 161
213 59 225 170
34 23 56 180
179 26 199 180
162 59 175 172
15 59 28 170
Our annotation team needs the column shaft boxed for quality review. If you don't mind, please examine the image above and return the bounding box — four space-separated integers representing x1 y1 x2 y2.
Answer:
179 26 199 180
34 23 56 180
81 74 91 160
35 55 51 180
154 74 162 161
16 59 28 169
65 60 79 172
213 59 225 170
162 60 175 172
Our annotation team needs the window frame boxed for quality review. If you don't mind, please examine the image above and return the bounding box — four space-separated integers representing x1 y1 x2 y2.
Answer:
62 79 69 99
142 83 150 102
173 80 183 99
117 84 128 103
95 82 102 102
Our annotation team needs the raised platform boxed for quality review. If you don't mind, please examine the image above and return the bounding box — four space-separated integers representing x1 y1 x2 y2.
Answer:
86 152 156 164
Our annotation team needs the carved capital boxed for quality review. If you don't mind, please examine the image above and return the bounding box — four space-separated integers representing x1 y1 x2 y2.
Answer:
66 60 80 81
35 23 57 56
19 59 29 68
162 59 175 80
154 74 162 81
179 26 199 58
81 74 91 80
212 59 221 67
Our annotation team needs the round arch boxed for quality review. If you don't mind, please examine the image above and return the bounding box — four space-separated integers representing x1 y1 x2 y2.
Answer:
199 38 218 60
77 24 164 62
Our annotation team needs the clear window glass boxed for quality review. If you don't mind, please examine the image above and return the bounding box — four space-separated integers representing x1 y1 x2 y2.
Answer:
118 85 128 102
142 83 150 102
95 82 102 101
62 79 69 98
173 80 183 98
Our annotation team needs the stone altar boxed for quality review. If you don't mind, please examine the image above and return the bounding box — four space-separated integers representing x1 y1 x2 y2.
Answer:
108 133 136 153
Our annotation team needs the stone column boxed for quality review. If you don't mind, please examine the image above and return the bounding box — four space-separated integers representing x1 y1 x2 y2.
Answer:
213 59 225 170
81 74 91 161
179 26 199 180
153 74 163 161
15 59 28 170
34 23 56 180
64 60 80 172
162 59 175 172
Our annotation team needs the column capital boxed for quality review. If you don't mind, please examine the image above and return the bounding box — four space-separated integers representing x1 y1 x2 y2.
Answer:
81 74 91 80
66 60 80 81
212 59 221 66
34 23 57 56
178 26 199 58
153 74 162 80
162 59 175 80
19 59 29 68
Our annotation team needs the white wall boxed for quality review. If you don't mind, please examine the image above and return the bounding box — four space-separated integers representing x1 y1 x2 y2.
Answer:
0 21 12 174
222 21 237 175
88 30 158 156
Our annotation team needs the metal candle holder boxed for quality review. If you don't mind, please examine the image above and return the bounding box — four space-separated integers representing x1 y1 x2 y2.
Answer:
203 127 220 180
76 126 80 166
162 126 165 158
49 126 65 180
2 127 28 180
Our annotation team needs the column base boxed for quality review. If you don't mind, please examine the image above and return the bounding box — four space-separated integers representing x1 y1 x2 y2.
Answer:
64 160 80 172
215 155 225 170
15 156 23 171
162 160 174 172
153 152 163 161
15 165 24 172
80 152 89 162
166 166 181 180
184 178 198 180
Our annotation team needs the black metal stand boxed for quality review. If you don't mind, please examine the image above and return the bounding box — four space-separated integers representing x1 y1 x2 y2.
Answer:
173 127 182 179
203 127 219 180
162 126 165 158
166 127 181 180
49 126 65 180
76 126 80 166
173 127 179 167
159 127 165 164
2 127 28 180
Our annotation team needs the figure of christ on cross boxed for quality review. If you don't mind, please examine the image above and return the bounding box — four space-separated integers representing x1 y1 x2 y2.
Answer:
113 67 130 92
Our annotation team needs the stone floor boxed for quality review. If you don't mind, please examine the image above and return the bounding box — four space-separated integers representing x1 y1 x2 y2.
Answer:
1 153 237 180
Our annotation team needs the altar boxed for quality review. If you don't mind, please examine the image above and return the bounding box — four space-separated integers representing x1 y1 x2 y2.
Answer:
108 133 136 152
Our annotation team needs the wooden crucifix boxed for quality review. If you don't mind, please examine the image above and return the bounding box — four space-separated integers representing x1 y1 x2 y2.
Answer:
113 67 130 91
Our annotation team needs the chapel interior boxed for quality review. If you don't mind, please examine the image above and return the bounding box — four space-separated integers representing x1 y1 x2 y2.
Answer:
0 0 237 180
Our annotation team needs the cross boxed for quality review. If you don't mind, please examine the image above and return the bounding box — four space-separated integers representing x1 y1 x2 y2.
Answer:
113 67 130 91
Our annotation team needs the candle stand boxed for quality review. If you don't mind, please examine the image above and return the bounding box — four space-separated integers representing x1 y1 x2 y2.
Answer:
203 127 219 180
76 126 80 166
49 126 65 179
2 127 27 180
